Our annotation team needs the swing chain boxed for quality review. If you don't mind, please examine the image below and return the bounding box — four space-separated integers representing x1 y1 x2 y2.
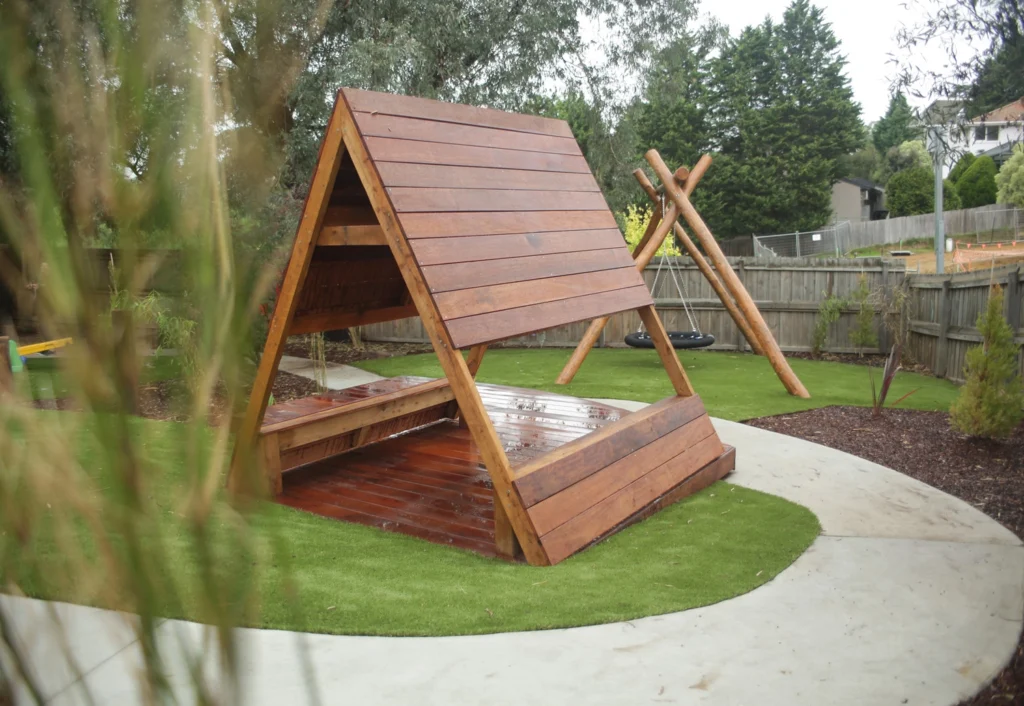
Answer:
638 203 700 336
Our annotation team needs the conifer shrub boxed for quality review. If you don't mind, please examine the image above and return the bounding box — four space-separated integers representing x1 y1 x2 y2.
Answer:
849 274 878 356
949 285 1024 438
947 153 975 184
956 155 998 208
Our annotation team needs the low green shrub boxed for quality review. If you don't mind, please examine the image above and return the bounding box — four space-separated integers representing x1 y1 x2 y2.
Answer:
949 285 1024 438
956 155 998 208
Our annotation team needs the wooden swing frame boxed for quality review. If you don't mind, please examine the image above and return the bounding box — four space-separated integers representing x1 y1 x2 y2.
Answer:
555 151 810 399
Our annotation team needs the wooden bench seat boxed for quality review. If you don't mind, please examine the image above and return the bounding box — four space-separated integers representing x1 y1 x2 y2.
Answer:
513 394 730 564
259 376 456 493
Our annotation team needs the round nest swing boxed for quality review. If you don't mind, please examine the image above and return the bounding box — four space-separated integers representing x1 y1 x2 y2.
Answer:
626 249 715 350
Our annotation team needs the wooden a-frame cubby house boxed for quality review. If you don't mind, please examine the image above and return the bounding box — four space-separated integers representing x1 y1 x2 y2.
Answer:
229 88 735 566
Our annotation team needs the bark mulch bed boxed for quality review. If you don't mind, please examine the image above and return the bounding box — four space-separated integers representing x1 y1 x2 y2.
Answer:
35 340 413 421
787 350 932 374
745 405 1024 705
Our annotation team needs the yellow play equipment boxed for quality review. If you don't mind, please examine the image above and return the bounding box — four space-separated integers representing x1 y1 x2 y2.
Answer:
17 337 72 356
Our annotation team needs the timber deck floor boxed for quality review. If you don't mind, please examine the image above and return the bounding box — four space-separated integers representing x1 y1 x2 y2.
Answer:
275 378 626 558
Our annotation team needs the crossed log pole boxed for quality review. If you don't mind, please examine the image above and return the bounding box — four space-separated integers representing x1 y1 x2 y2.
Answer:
555 150 810 399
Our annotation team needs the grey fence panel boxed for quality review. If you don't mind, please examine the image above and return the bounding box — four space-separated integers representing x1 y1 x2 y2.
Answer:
838 205 1022 253
361 257 907 355
906 264 1024 384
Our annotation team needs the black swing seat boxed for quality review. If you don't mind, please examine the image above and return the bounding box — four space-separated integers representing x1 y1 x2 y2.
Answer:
625 331 715 350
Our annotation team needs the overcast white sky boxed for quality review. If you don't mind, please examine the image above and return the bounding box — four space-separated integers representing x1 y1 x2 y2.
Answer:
701 0 951 123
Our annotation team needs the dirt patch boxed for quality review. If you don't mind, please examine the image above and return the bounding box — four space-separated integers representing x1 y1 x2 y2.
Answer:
745 405 1024 704
131 371 321 423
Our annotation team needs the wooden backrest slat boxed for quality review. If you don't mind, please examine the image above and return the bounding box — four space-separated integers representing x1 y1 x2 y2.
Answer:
422 248 634 294
375 164 602 192
445 284 652 349
434 267 642 321
344 88 573 138
388 188 608 214
364 137 592 173
261 378 450 434
352 112 581 155
409 229 625 266
514 394 706 507
399 211 618 238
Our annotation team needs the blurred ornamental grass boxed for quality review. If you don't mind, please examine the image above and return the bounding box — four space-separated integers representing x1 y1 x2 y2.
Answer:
0 0 327 702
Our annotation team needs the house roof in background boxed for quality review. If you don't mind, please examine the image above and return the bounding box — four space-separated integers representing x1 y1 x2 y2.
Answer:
971 97 1024 123
839 177 884 193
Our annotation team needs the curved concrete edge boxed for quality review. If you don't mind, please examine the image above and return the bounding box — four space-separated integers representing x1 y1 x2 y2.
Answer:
4 399 1023 706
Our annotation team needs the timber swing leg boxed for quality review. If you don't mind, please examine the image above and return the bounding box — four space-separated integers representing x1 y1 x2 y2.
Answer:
555 160 710 385
644 149 810 399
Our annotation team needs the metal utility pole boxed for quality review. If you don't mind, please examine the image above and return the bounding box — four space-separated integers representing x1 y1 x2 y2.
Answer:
928 127 945 273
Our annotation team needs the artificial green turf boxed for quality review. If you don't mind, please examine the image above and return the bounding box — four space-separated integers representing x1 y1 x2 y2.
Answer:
251 482 816 636
11 410 818 637
353 348 960 421
17 347 962 637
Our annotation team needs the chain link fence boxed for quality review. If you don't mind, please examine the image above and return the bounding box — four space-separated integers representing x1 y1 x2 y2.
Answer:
968 207 1022 243
751 207 1024 259
751 221 852 258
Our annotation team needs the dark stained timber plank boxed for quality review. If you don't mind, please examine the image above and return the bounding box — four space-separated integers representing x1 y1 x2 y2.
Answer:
323 206 380 226
528 414 718 536
399 210 618 238
620 446 735 528
445 284 653 349
540 433 727 565
375 163 601 192
289 304 418 336
410 229 626 266
363 137 591 173
343 88 573 138
514 395 706 507
422 248 635 293
388 188 608 213
435 267 644 320
353 112 582 155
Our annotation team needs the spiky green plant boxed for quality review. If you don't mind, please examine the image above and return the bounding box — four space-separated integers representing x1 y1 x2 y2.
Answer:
811 292 845 357
850 273 878 356
950 285 1024 438
0 0 327 702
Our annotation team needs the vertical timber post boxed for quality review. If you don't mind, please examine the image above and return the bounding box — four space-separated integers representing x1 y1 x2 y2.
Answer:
879 260 891 354
735 259 747 352
929 127 945 274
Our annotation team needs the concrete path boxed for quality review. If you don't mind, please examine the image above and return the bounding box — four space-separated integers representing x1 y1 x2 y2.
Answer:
278 355 384 390
4 401 1022 705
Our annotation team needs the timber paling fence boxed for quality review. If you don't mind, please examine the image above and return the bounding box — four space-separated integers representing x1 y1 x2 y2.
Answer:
362 257 907 356
905 265 1024 384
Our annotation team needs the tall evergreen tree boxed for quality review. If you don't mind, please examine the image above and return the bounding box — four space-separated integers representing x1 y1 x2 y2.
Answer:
707 0 863 236
632 24 726 221
968 36 1024 115
872 93 920 155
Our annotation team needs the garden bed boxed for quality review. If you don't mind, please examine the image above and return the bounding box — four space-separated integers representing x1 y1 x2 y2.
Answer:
745 405 1024 705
